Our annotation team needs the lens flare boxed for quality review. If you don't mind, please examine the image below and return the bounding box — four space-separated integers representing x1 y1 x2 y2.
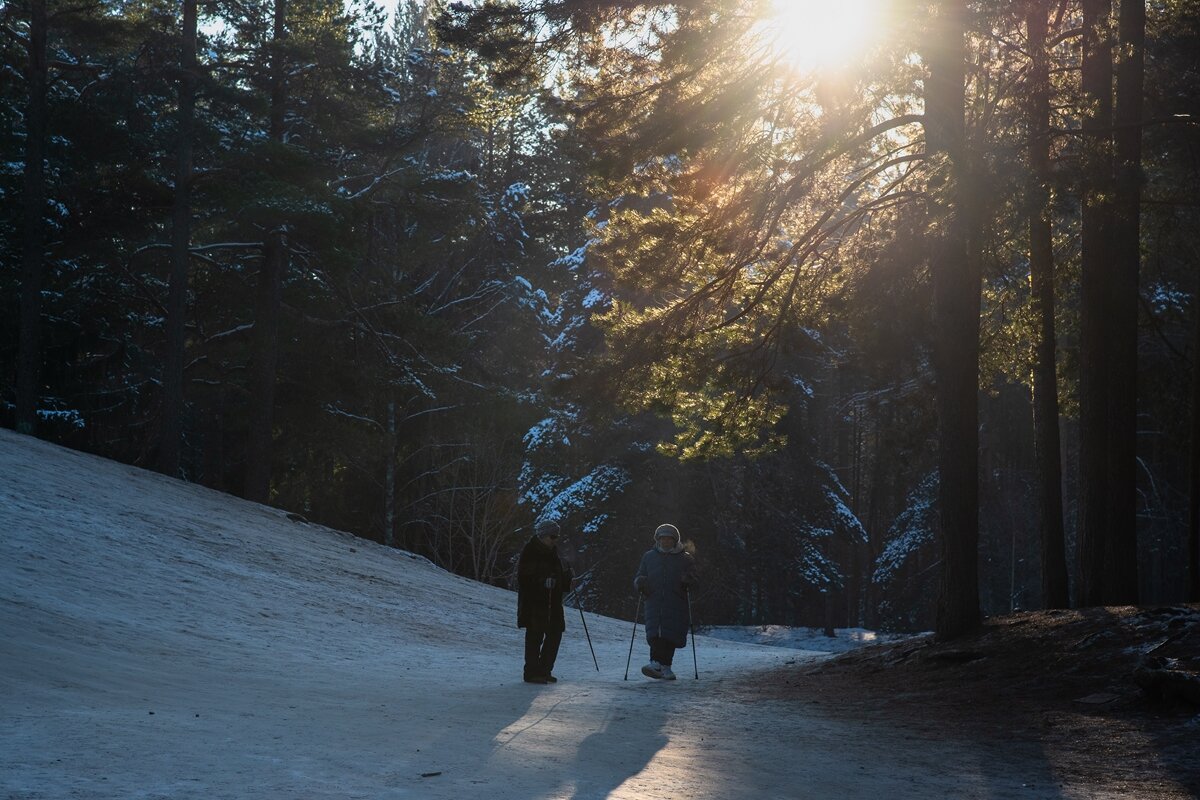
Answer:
760 0 882 75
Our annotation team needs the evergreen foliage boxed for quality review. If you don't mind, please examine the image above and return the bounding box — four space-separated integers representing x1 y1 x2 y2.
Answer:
2 0 1197 629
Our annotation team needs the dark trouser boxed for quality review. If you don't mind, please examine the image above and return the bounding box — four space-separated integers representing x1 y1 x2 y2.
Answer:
524 627 563 678
649 636 677 667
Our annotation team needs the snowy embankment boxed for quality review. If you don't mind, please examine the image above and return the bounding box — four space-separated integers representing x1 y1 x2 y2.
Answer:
701 625 922 655
2 429 1072 799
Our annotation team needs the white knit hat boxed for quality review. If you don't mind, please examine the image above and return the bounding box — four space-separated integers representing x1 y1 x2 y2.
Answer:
653 523 680 542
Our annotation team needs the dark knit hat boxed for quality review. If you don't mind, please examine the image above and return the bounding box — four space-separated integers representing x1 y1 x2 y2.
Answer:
535 520 560 538
653 523 680 542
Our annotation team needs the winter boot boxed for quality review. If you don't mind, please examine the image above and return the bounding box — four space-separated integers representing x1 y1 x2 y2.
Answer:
660 665 677 680
641 661 664 679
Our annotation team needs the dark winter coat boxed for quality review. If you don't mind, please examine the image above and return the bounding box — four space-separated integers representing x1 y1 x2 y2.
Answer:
517 535 572 632
634 543 697 648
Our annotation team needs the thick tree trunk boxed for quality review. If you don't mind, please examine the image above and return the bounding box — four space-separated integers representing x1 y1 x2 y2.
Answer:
925 0 981 639
1106 0 1144 603
16 0 48 436
243 0 288 503
1077 0 1116 607
160 0 198 478
1027 1 1070 609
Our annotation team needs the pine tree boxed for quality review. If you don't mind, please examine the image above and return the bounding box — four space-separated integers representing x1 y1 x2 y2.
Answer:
160 0 199 477
15 0 47 436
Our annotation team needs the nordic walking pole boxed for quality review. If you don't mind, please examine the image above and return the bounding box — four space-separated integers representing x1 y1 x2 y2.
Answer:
624 595 641 681
687 587 698 680
578 605 599 671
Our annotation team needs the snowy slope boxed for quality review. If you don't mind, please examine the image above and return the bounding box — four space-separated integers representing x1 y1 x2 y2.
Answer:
1 429 1086 799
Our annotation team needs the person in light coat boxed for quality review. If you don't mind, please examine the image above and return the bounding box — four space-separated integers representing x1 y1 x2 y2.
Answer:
633 523 696 680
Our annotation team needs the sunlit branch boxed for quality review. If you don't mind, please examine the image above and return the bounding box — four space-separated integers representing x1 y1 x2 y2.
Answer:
709 187 924 394
703 152 925 335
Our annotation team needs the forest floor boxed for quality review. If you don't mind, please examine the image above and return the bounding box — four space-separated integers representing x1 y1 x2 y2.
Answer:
756 606 1200 798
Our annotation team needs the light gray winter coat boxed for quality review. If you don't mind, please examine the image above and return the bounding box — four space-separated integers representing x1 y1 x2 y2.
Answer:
634 541 697 647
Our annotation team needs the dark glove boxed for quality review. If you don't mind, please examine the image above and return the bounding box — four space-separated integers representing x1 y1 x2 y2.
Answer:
544 577 556 589
634 576 650 596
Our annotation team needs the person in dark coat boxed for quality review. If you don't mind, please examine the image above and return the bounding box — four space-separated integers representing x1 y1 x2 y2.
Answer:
517 519 573 684
633 523 697 680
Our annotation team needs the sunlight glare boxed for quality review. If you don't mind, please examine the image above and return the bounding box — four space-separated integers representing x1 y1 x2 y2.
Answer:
762 0 881 75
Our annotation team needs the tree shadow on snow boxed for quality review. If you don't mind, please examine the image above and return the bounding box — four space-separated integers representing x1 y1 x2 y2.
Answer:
556 690 669 800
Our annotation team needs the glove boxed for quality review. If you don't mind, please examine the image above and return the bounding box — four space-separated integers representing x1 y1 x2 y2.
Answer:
634 576 650 596
544 577 556 589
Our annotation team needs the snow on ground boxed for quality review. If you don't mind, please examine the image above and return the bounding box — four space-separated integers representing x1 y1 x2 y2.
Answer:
700 625 923 655
1 429 1093 798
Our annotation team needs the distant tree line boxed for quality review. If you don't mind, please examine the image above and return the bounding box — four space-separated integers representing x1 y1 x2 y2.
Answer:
3 0 1197 636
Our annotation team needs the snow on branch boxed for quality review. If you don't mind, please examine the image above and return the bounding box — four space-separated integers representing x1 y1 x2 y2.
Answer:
547 240 595 273
873 471 938 585
535 463 631 527
322 404 383 431
796 540 844 590
523 415 571 451
518 465 565 509
36 408 85 429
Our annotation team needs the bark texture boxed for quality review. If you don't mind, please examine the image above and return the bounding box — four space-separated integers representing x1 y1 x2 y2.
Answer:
1027 1 1069 609
16 0 48 436
160 0 198 477
1105 0 1144 603
243 0 288 503
1076 0 1116 607
926 0 981 639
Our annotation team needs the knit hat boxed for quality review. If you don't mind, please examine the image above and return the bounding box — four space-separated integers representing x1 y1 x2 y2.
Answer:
535 520 560 539
653 523 680 542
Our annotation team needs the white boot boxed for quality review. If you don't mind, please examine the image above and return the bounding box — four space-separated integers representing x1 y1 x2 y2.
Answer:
660 665 676 680
640 660 663 679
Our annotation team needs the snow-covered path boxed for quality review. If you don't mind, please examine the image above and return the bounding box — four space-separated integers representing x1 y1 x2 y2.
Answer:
2 429 1076 799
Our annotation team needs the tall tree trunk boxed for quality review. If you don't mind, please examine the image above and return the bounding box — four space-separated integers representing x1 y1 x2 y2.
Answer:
385 398 397 547
160 0 198 477
925 0 981 639
16 0 47 436
1076 0 1116 606
243 0 288 503
1027 0 1070 608
244 230 284 503
1106 0 1144 603
1190 297 1200 602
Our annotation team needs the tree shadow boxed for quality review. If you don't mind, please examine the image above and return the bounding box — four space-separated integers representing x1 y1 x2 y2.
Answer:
467 681 671 800
413 680 542 791
804 605 1200 799
1068 605 1200 797
558 693 669 800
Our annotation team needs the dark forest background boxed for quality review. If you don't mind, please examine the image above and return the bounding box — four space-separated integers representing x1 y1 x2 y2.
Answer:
2 0 1197 636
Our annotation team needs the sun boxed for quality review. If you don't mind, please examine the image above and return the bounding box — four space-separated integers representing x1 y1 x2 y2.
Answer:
759 0 883 75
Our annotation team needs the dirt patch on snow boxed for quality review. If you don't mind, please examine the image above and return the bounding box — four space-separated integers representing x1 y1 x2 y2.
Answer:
752 606 1200 799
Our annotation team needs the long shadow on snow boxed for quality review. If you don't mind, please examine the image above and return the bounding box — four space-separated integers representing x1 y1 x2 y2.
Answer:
557 683 669 800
